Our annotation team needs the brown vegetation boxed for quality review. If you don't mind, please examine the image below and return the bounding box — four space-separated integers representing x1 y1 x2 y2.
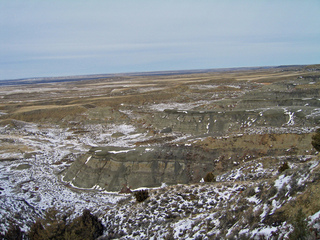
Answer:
28 208 104 240
134 189 149 202
312 128 320 152
204 172 215 182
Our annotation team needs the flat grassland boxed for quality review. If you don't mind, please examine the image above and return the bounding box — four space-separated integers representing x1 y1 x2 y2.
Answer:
1 65 319 124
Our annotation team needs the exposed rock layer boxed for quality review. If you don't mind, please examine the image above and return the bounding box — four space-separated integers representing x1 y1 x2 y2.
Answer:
63 133 315 191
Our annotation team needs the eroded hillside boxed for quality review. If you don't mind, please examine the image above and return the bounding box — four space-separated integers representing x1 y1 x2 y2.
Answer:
1 65 320 238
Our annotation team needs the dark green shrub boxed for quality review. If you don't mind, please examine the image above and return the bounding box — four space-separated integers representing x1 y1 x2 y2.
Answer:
28 221 46 240
164 227 175 240
28 208 67 240
204 172 215 182
266 185 278 198
134 189 149 202
3 224 24 240
289 208 310 240
65 209 104 240
278 162 289 173
28 208 104 240
312 128 320 151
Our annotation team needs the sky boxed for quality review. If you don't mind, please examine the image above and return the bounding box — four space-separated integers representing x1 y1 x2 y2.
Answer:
0 0 320 80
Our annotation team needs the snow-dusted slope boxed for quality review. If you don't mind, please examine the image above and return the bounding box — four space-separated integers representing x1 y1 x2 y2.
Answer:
102 157 320 239
0 122 143 232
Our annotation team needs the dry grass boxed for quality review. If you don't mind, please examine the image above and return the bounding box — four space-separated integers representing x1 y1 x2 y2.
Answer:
195 133 314 155
10 105 87 122
0 65 313 125
280 172 320 219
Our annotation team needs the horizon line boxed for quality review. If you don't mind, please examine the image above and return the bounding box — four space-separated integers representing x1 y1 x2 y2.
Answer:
0 64 316 86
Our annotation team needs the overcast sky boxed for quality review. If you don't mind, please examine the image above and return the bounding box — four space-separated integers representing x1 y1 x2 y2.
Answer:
0 0 320 80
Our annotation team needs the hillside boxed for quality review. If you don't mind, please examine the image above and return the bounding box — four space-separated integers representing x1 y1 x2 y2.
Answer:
0 65 320 239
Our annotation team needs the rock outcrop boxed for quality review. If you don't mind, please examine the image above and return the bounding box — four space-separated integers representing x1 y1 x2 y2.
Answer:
62 146 208 191
63 132 315 191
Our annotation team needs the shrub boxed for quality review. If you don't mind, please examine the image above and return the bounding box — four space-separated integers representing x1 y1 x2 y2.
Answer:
28 221 46 240
289 208 310 240
312 128 320 152
263 210 286 227
3 224 24 240
164 227 175 240
278 162 289 173
204 172 216 182
134 189 149 202
65 209 104 240
266 185 278 199
28 208 104 240
245 186 256 197
28 208 67 240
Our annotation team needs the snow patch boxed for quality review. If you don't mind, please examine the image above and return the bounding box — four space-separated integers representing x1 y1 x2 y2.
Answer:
274 174 292 189
283 108 295 126
84 156 92 164
247 196 260 204
109 149 135 154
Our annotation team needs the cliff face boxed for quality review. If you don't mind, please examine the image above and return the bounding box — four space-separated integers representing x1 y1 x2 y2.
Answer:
62 132 315 191
62 146 211 191
152 106 318 135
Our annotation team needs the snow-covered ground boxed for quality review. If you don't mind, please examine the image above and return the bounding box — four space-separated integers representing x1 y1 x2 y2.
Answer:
0 122 319 239
1 120 320 238
101 157 320 239
0 122 150 233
